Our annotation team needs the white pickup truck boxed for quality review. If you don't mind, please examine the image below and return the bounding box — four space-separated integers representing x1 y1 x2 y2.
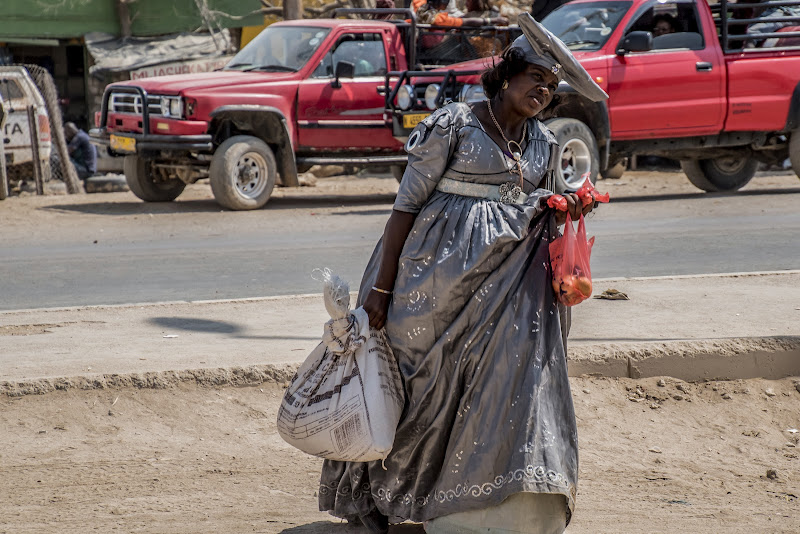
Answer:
0 93 6 199
0 66 52 183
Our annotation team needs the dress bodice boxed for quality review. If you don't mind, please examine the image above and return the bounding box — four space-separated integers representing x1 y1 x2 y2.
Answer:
394 102 558 214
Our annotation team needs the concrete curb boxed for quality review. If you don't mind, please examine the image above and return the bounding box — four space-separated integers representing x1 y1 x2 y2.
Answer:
568 336 800 381
3 337 798 398
0 364 298 398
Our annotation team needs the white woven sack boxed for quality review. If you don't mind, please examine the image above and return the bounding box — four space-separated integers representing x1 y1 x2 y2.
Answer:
277 271 404 462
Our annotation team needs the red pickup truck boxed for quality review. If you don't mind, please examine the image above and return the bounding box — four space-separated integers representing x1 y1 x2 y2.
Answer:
387 0 800 192
89 9 518 210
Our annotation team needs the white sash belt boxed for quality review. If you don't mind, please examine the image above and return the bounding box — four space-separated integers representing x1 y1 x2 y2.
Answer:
435 177 529 204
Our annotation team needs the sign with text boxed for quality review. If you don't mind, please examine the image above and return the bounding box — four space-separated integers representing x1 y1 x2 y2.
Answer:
130 56 233 80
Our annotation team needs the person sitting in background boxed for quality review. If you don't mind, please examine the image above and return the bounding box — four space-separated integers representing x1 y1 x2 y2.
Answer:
415 0 508 27
463 0 500 19
374 0 396 20
463 0 507 56
652 13 677 37
746 0 800 47
64 122 96 182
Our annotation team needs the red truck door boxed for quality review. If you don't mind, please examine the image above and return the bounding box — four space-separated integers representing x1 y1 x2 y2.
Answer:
296 31 400 151
608 0 725 139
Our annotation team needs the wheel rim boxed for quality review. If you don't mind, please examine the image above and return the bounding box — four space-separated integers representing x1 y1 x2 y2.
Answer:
559 138 592 188
709 156 748 175
233 151 269 199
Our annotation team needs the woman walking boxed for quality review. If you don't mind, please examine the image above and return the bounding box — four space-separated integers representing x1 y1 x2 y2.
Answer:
319 14 608 534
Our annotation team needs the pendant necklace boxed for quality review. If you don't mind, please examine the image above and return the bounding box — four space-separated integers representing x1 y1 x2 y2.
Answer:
487 99 527 202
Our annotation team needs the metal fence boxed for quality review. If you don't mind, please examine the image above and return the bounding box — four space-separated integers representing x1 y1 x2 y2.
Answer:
2 64 81 195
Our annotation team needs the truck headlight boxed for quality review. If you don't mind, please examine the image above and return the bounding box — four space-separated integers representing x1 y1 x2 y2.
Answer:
159 96 183 118
459 84 485 103
424 84 440 110
160 97 171 116
396 85 414 111
169 97 183 118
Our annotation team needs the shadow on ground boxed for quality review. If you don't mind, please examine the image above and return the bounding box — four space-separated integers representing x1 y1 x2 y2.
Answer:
569 337 694 343
147 317 319 341
42 192 397 216
280 522 425 533
148 317 243 334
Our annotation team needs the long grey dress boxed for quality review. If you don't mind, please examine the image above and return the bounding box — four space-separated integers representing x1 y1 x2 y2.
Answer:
318 102 577 524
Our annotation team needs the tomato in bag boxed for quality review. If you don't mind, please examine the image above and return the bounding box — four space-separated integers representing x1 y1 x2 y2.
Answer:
547 180 610 212
549 213 595 307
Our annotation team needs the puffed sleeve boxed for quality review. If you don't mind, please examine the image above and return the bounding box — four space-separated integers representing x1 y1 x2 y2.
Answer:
393 106 459 214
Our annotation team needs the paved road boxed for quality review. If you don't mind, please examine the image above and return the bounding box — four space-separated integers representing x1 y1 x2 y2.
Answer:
2 173 799 310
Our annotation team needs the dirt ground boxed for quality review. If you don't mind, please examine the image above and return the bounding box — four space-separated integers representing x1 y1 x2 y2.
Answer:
1 376 798 533
2 169 799 532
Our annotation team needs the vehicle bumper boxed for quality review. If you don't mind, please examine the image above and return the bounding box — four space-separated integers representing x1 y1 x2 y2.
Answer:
89 128 213 154
391 112 432 140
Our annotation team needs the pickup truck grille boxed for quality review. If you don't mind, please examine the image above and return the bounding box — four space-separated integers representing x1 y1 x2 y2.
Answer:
108 93 162 116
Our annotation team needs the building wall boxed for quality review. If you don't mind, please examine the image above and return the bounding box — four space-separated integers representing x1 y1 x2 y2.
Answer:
0 0 263 38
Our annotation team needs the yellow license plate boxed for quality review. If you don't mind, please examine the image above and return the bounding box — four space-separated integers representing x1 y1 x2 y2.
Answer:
109 134 136 153
402 113 429 129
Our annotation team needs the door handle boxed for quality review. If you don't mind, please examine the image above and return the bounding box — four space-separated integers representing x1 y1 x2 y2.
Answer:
696 62 713 72
376 86 387 96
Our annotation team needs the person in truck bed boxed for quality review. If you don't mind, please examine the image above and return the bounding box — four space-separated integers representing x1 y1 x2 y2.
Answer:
414 0 508 53
413 0 508 27
746 0 800 47
318 13 608 534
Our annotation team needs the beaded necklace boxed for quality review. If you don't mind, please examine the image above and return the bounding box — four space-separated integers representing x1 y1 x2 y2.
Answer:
487 99 527 202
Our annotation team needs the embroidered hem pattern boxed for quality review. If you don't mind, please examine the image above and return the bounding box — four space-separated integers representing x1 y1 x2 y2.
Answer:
319 464 575 514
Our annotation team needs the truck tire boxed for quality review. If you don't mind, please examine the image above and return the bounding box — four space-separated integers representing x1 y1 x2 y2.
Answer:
210 135 277 211
789 130 800 180
391 164 406 183
679 156 758 192
601 157 627 180
124 155 186 202
545 118 599 191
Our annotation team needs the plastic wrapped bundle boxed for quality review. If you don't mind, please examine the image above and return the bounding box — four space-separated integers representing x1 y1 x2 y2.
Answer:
277 270 404 462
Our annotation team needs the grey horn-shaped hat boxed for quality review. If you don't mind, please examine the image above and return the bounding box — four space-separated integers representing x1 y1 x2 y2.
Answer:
512 13 609 102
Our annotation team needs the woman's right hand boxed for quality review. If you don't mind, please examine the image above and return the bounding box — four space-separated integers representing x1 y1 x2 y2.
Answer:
364 289 392 330
554 193 595 225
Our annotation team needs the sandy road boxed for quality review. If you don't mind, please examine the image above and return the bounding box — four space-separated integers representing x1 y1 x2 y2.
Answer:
1 169 798 532
2 169 799 309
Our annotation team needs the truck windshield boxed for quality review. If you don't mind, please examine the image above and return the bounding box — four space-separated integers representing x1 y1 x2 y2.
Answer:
542 1 631 51
225 26 332 72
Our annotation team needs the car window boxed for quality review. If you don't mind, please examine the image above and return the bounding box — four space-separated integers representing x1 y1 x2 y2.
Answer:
313 33 387 78
625 1 705 50
0 79 25 102
225 26 331 72
542 1 632 51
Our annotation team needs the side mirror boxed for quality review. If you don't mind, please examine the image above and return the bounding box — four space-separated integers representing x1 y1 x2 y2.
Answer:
332 61 355 88
617 31 653 55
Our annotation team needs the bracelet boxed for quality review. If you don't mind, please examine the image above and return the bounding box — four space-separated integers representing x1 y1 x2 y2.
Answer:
372 286 393 295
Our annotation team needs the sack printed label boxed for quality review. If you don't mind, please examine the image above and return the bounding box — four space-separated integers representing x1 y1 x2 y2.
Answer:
277 306 404 462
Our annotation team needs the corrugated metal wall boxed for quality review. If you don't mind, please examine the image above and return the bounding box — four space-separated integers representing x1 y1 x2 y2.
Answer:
0 0 263 39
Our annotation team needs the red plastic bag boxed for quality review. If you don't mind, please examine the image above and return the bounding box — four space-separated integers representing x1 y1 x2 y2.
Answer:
549 213 595 306
547 180 610 212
